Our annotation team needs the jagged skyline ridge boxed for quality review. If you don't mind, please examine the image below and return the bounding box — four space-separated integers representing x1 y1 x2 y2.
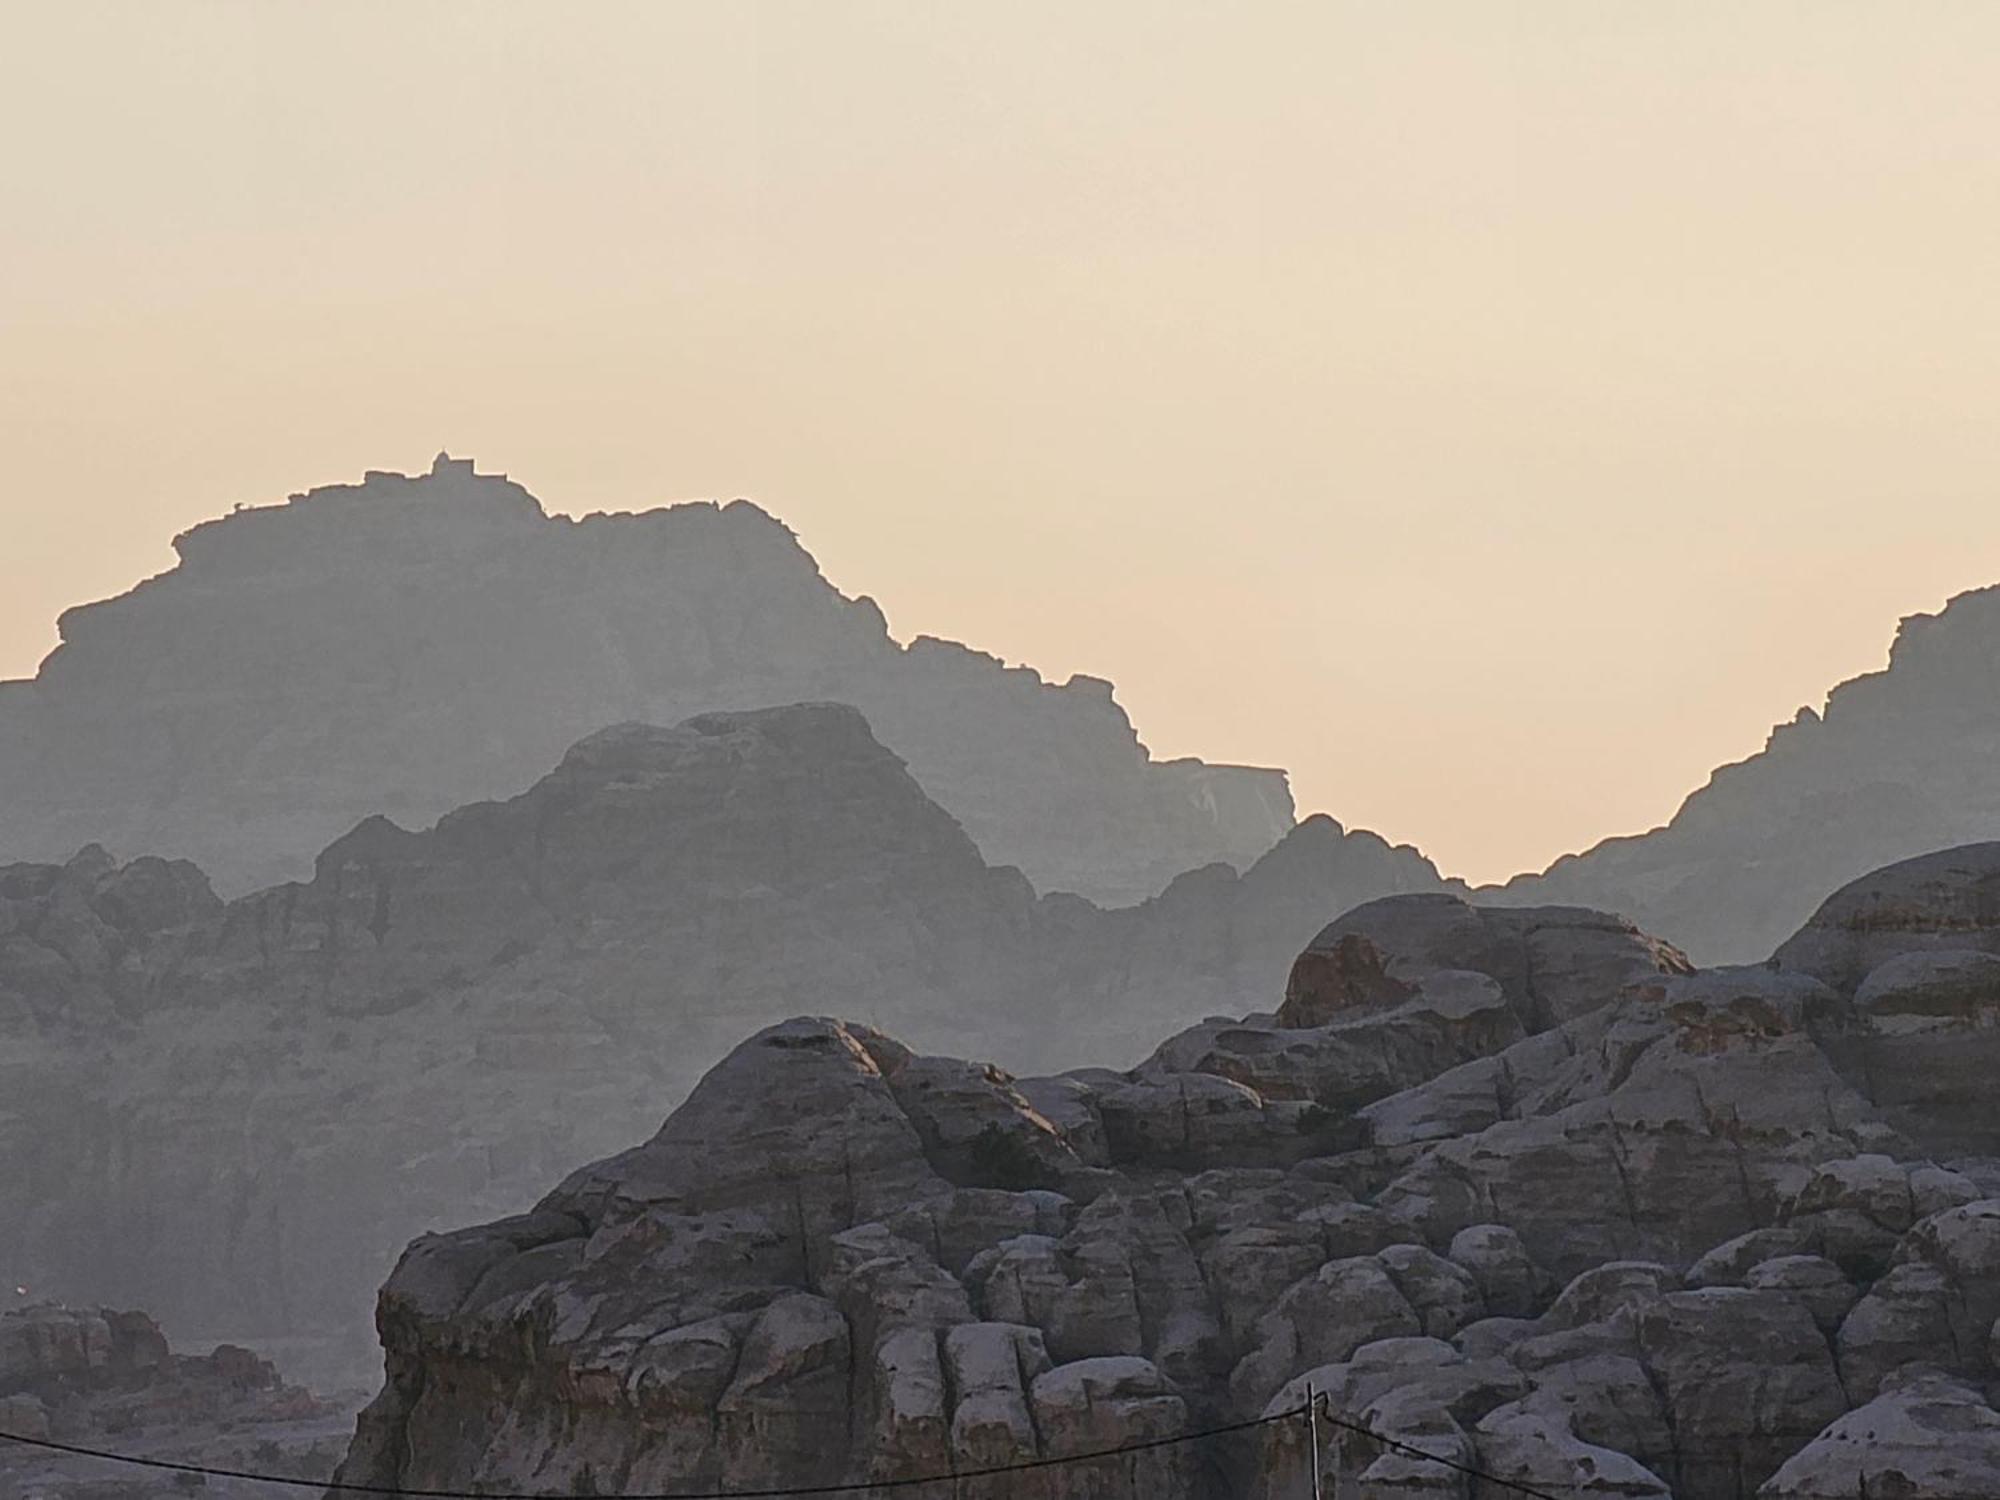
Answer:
8 4 2000 881
11 453 2000 964
0 457 1300 906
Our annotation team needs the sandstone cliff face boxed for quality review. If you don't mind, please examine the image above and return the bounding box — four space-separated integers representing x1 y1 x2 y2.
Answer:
0 457 1290 907
333 871 2000 1500
0 705 1446 1385
1496 584 2000 963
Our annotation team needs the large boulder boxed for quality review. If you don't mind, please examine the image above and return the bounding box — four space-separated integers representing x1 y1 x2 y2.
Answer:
1774 846 2000 1156
1762 1368 2000 1499
1279 896 1690 1032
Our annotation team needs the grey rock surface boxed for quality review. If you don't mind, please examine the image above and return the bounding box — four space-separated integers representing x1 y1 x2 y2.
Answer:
329 861 2000 1500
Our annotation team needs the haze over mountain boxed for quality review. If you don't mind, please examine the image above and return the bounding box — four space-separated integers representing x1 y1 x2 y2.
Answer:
14 456 2000 968
0 703 1447 1384
0 455 1290 908
1494 583 2000 962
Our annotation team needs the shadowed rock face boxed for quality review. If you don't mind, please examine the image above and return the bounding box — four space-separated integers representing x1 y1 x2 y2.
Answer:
331 865 2000 1500
1493 583 2000 964
0 705 1449 1384
0 459 1291 907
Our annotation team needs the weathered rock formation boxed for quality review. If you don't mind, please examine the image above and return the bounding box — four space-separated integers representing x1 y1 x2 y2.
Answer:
0 1301 349 1500
332 867 2000 1500
0 704 1447 1385
1768 840 2000 1161
0 455 1291 906
1497 583 2000 963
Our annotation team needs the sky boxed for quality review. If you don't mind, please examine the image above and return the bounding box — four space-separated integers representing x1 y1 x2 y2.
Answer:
4 2 1999 885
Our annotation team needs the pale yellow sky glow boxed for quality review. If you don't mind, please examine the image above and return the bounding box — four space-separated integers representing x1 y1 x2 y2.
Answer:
4 1 1999 884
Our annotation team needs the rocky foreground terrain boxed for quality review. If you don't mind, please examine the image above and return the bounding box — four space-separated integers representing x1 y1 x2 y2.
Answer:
0 704 1447 1386
336 847 2000 1499
1498 581 2000 963
0 1301 350 1500
0 454 1290 907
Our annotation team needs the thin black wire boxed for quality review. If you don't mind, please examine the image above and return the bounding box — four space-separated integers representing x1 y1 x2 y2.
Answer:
0 1405 1299 1499
1314 1400 1568 1500
0 1394 1823 1500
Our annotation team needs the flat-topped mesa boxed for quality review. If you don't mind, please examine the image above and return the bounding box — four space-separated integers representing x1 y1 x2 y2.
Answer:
5 459 1292 905
334 872 2000 1500
166 453 546 577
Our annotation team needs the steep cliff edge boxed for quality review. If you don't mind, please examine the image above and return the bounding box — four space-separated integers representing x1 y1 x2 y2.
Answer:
332 862 2000 1500
0 704 1444 1382
0 455 1290 906
1496 583 2000 963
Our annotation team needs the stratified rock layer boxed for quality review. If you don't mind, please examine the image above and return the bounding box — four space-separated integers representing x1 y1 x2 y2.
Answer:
1496 583 2000 962
0 457 1292 906
0 705 1445 1382
333 869 2000 1500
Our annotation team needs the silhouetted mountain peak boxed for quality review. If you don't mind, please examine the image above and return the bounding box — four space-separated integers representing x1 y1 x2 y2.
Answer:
2 464 1293 903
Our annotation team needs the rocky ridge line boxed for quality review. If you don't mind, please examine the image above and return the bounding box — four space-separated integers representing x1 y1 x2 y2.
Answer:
1496 581 2000 963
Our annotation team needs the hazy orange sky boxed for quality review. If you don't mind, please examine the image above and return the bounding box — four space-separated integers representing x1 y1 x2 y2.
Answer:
5 2 1999 884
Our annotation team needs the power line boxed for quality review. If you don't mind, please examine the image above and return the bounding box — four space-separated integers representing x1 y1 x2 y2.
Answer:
1314 1400 1567 1500
0 1395 1720 1500
2 1407 1296 1499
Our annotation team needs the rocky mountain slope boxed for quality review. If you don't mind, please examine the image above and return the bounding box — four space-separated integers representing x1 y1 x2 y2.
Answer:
0 704 1448 1386
1497 582 2000 963
0 454 1290 906
0 1301 351 1500
335 846 2000 1500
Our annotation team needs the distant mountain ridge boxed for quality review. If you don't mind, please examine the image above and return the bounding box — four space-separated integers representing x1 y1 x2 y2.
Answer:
0 453 1291 905
0 703 1447 1381
1494 582 2000 961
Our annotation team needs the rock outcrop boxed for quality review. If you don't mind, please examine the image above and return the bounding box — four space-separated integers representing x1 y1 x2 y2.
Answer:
331 871 2000 1500
1495 582 2000 963
0 1301 350 1500
0 705 1447 1386
1772 841 2000 1158
0 455 1292 907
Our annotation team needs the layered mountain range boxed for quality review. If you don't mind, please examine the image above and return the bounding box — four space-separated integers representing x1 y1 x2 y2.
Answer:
0 455 1290 907
11 457 2000 966
0 703 1448 1384
11 459 2000 1493
335 844 2000 1500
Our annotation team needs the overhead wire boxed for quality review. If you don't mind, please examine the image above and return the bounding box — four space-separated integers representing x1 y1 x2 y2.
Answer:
0 1394 1591 1500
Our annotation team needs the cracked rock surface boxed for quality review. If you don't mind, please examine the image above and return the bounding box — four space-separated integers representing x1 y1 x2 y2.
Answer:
334 860 2000 1499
